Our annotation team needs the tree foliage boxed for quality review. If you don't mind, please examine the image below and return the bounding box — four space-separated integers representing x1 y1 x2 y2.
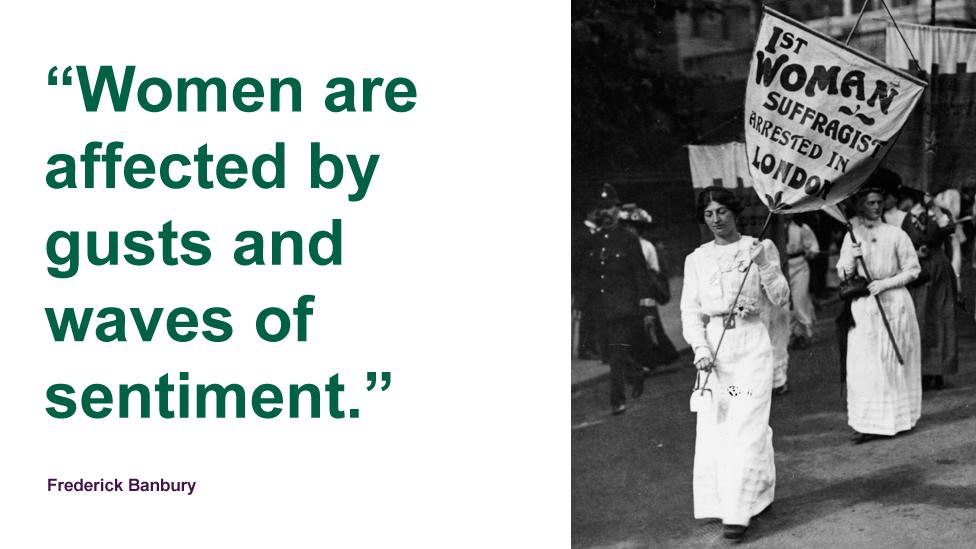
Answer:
572 1 718 176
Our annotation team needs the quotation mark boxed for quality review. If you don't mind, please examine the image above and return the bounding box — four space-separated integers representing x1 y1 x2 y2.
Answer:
348 372 391 419
366 371 391 391
48 65 74 86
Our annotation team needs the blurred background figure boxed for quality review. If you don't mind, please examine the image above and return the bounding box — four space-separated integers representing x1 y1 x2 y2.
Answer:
764 287 792 396
806 212 835 305
899 186 959 391
574 184 656 415
883 186 907 228
620 205 679 373
784 213 820 350
573 209 602 360
934 188 964 293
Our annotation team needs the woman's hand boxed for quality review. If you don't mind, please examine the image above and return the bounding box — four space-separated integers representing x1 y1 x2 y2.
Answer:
868 279 891 296
694 356 714 371
850 241 864 258
750 240 769 266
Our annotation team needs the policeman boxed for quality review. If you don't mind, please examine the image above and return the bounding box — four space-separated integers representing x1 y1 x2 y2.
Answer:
575 184 655 415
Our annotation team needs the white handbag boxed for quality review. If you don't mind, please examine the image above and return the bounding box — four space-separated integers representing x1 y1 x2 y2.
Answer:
689 369 713 413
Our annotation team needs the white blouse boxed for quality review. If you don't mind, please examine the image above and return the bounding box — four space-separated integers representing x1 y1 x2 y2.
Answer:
680 236 790 362
836 217 920 285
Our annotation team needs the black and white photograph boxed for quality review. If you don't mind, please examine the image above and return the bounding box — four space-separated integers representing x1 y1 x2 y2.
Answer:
572 1 976 546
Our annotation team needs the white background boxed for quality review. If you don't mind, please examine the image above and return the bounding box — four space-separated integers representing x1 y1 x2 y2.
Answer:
0 2 567 546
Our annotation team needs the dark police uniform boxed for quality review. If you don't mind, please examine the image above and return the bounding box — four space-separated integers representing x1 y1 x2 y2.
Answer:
577 223 654 408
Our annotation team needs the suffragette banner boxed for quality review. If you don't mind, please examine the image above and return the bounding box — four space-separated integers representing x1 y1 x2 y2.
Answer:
744 8 925 213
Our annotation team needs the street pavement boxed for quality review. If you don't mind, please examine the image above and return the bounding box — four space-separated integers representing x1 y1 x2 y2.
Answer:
572 268 976 548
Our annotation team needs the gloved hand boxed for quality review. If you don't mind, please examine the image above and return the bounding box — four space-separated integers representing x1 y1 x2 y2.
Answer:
850 241 864 258
693 347 714 371
750 240 769 266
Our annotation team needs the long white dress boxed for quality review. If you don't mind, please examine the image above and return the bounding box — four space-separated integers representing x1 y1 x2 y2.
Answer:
681 236 790 526
786 222 819 339
837 218 922 436
764 296 791 390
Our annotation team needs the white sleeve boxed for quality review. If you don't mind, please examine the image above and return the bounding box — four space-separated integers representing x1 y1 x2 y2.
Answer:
887 229 921 288
640 240 660 272
802 224 820 254
645 242 660 272
837 232 856 279
680 253 711 362
756 239 790 308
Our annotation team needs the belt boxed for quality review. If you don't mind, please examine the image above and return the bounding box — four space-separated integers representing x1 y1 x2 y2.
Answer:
788 251 805 259
707 313 760 330
708 313 738 330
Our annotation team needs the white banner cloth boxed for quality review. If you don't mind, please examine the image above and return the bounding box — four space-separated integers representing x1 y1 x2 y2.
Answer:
744 8 925 213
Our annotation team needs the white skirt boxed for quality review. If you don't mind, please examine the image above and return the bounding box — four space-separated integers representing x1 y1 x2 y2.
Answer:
763 304 791 388
846 287 921 435
788 257 815 338
694 316 775 526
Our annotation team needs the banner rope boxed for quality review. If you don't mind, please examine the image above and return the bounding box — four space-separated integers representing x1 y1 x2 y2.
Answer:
880 0 922 70
692 113 741 144
845 0 873 45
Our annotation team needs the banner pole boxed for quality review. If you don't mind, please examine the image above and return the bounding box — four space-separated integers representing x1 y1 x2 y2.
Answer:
844 222 906 364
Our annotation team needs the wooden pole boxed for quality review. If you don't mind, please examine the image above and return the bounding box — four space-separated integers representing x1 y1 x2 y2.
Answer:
845 223 906 364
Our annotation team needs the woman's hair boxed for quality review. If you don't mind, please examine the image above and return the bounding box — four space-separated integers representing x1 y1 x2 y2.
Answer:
695 186 742 223
855 188 884 213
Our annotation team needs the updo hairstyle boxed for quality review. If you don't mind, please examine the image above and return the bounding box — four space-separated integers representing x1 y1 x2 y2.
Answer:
695 186 742 224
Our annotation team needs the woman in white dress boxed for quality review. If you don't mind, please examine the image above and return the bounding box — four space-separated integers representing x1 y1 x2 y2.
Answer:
680 186 790 541
837 188 922 442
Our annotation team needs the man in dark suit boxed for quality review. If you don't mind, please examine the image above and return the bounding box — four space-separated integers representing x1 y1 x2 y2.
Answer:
574 184 655 415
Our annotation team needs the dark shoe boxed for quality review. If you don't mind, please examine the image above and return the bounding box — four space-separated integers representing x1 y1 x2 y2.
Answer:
933 375 945 390
612 404 627 416
922 375 934 391
722 524 747 540
850 431 880 444
772 383 789 396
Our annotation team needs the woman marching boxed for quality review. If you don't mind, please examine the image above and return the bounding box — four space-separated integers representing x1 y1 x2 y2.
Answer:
680 186 790 541
896 185 958 391
837 185 922 443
